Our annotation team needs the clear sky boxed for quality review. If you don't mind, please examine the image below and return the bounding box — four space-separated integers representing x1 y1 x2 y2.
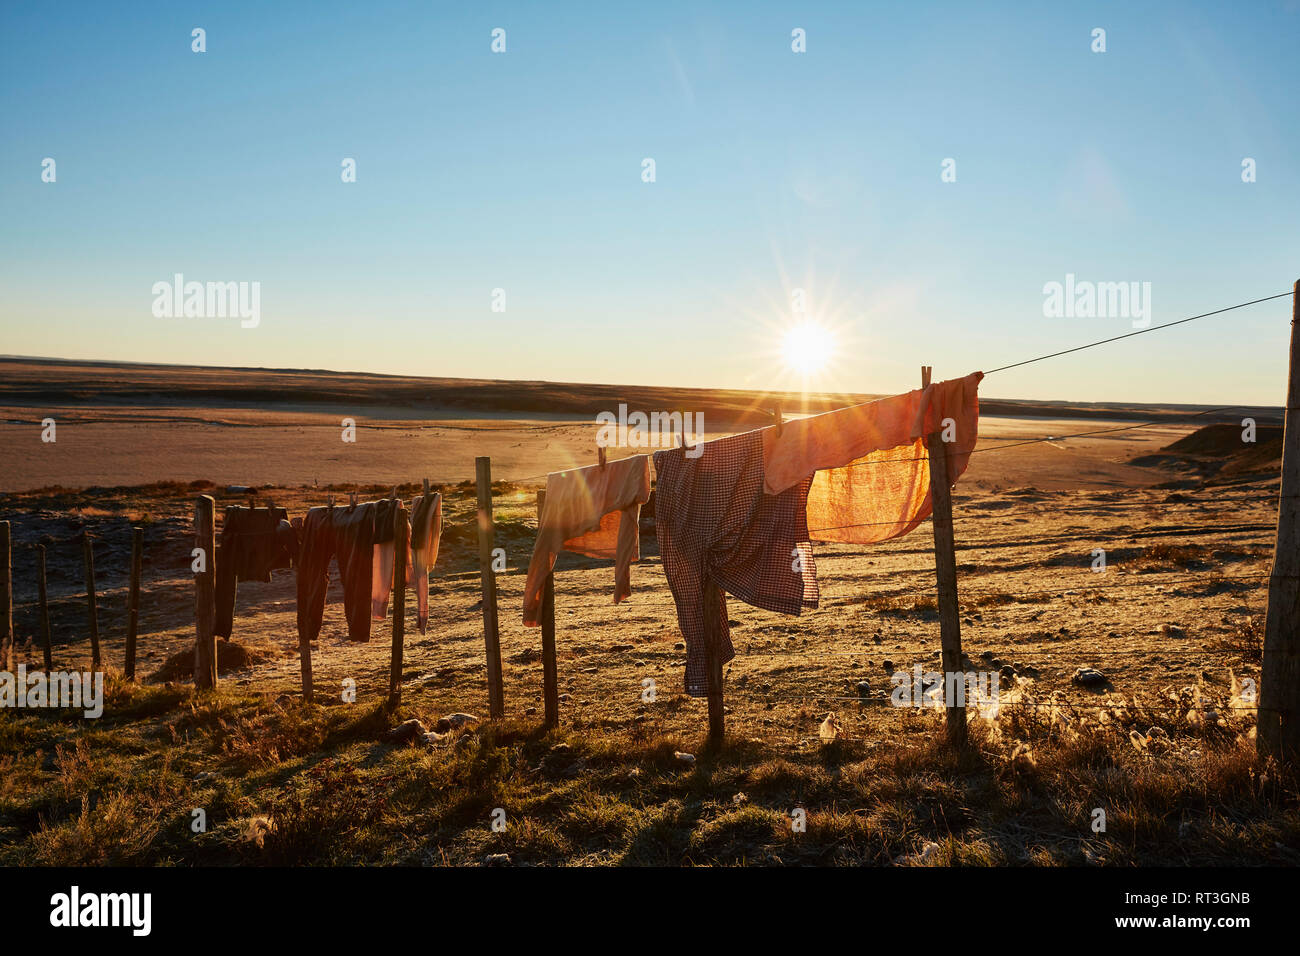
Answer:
2 1 1297 406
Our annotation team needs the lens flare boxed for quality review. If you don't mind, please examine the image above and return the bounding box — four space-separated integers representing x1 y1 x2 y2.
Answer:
781 322 836 375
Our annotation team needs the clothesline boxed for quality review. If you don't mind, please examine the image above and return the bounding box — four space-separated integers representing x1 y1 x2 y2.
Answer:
488 401 1266 491
982 290 1293 375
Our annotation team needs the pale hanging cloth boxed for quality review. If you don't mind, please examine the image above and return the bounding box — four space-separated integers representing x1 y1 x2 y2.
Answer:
408 492 443 633
523 455 652 626
762 372 983 544
369 494 442 632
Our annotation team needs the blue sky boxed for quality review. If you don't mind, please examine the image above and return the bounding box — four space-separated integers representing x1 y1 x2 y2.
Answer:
2 0 1297 405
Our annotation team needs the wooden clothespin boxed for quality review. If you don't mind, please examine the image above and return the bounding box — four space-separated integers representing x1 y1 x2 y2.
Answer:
772 404 784 436
597 445 607 470
391 485 398 502
423 478 430 497
349 491 357 508
921 366 932 389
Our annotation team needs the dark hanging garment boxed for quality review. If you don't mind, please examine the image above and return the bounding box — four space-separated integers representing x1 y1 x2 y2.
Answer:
372 498 399 545
296 502 377 644
214 506 296 639
652 430 818 696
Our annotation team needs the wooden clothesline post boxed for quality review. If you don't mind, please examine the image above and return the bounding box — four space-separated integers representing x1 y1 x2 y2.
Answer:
37 544 53 671
297 502 313 702
476 456 506 719
536 491 559 728
388 498 408 710
0 521 11 674
194 495 217 690
1260 278 1300 766
81 532 101 669
299 625 314 703
923 365 968 746
703 583 726 746
124 527 142 682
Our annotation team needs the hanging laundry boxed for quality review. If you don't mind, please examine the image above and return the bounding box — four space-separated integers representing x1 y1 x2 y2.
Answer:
407 491 443 633
523 455 651 626
764 372 983 544
653 431 817 696
368 494 444 629
371 498 409 620
215 505 296 639
652 372 983 696
297 502 377 644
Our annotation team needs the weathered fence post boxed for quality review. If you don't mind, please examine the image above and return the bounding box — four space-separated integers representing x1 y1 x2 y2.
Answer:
0 521 11 673
388 499 408 709
537 491 558 727
703 582 726 745
299 623 314 704
81 532 101 668
125 527 142 681
37 543 52 671
923 366 967 746
476 457 506 719
194 495 217 689
1260 279 1300 766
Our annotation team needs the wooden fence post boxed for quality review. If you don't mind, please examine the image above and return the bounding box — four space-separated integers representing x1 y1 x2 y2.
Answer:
476 457 505 719
0 521 11 674
388 500 408 709
37 543 52 671
125 527 142 681
299 623 314 704
1260 279 1300 765
537 491 559 728
81 533 101 668
923 366 968 746
194 495 217 689
703 582 726 745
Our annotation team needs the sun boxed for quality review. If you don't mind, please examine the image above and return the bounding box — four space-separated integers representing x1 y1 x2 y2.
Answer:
781 322 836 375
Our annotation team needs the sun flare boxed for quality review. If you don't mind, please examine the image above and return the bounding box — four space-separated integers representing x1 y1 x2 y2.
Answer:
781 322 836 375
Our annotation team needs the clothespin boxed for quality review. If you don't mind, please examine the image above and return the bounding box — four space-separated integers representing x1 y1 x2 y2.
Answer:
423 478 430 497
327 493 334 508
597 445 607 470
391 485 398 502
772 404 784 436
349 491 357 508
921 366 932 389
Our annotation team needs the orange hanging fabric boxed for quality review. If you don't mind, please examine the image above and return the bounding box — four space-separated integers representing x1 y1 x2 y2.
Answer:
762 371 983 544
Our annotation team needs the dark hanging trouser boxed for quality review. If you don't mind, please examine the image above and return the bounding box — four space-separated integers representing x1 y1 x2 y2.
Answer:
214 506 294 639
296 503 376 644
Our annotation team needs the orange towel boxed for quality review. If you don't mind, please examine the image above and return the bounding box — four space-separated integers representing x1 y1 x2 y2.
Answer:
522 455 652 625
762 372 983 544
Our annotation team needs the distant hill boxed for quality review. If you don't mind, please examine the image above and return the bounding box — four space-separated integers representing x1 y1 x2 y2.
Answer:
0 356 1282 428
1131 422 1283 482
